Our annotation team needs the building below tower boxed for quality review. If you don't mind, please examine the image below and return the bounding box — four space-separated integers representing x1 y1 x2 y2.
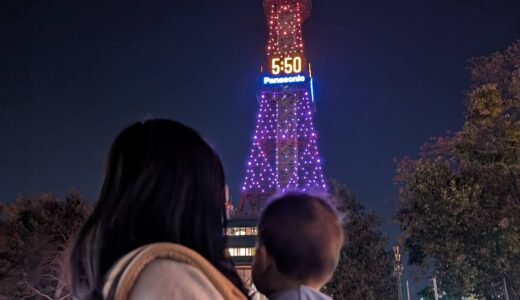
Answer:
225 218 257 288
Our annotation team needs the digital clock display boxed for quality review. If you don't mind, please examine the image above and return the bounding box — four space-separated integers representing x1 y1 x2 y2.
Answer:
268 55 306 75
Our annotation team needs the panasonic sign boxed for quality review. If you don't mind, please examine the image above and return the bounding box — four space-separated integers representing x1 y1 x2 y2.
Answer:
263 75 306 85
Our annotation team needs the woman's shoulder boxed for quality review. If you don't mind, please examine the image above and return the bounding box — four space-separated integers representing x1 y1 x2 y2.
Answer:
129 258 224 300
103 243 248 300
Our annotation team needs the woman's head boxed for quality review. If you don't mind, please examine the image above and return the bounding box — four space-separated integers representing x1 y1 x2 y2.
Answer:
70 119 242 298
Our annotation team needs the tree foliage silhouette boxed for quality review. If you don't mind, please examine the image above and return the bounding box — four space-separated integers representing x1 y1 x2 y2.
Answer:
396 40 520 299
0 192 91 299
325 180 396 300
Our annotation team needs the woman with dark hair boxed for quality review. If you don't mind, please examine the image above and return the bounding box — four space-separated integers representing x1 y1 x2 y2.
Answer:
68 119 247 299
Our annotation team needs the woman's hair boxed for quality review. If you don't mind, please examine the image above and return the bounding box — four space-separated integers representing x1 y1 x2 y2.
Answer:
69 119 245 299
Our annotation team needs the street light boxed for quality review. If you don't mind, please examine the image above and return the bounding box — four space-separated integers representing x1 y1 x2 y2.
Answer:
393 245 404 300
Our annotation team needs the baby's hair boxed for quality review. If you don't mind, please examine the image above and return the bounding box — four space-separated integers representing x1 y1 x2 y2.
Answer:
258 192 344 283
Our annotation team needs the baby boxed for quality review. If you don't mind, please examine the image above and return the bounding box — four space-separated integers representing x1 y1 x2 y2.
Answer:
252 192 344 300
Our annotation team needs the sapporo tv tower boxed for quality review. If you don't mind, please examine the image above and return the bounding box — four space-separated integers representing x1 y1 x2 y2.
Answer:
226 0 327 286
238 0 326 214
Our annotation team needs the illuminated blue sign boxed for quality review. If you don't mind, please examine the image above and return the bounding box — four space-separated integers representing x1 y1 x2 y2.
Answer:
310 78 315 102
263 75 306 85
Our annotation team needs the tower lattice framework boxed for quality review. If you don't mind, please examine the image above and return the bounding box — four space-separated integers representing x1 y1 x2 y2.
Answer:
238 0 325 214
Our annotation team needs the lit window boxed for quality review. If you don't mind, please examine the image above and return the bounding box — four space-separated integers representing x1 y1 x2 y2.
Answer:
226 226 258 236
226 247 257 257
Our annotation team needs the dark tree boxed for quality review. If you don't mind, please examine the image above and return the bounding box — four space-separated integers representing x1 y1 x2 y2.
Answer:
395 41 520 299
0 191 91 299
325 180 397 300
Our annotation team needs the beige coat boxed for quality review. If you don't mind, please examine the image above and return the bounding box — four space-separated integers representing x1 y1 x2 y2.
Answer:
103 243 247 300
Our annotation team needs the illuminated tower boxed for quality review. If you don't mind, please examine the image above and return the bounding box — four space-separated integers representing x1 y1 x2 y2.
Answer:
238 0 326 214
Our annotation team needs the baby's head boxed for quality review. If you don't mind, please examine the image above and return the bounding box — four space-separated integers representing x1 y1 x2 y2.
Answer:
252 192 344 296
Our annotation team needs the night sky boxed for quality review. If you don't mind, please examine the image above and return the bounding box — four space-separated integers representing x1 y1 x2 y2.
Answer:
1 0 520 245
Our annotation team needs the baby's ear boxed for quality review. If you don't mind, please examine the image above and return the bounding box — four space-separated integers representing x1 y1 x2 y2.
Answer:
254 244 271 272
252 244 274 295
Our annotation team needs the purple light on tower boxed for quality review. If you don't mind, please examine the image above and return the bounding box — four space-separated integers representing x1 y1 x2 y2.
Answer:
237 0 326 213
